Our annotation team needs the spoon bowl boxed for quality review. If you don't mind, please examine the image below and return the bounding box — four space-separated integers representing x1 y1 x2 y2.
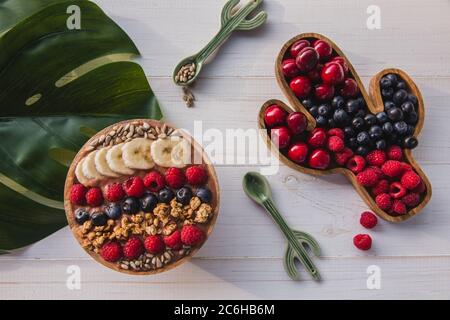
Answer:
173 56 203 86
242 172 272 205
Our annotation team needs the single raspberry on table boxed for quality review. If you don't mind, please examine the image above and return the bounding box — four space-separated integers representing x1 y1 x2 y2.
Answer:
70 184 87 205
104 182 125 202
186 166 208 186
123 176 145 198
327 135 344 152
360 211 378 229
123 236 144 260
181 224 205 246
387 145 403 161
389 182 407 199
371 179 389 196
143 171 165 192
402 192 420 207
334 147 353 166
165 167 186 189
144 235 165 254
401 171 421 190
347 155 366 173
327 128 344 139
353 234 372 251
381 160 404 178
86 187 103 206
163 230 182 250
392 199 407 215
100 242 123 262
375 193 392 211
356 168 379 187
366 150 386 167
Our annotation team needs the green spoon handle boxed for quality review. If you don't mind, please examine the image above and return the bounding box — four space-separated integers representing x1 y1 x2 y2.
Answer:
263 199 319 278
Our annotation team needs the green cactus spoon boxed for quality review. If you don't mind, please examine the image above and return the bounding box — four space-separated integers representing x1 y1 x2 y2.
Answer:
242 172 322 281
173 0 267 86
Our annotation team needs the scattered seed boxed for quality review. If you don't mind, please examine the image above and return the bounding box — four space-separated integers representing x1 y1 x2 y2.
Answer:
143 122 150 130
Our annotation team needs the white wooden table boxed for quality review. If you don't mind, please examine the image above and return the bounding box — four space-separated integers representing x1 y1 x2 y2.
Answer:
1 0 450 299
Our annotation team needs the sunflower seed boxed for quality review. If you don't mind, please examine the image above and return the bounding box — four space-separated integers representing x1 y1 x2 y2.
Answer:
89 139 98 147
155 257 162 268
105 135 111 145
148 133 156 140
164 252 171 260
129 125 135 136
122 260 130 266
112 126 118 131
98 135 106 144
117 126 124 134
126 131 133 139
108 130 116 137
143 122 150 130
144 264 151 269
120 263 129 270
137 127 144 136
151 257 157 265
85 146 95 152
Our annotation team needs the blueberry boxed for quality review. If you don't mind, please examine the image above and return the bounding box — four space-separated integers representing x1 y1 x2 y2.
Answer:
332 96 345 109
345 99 360 114
328 118 336 128
105 203 122 220
91 211 107 226
122 197 140 214
354 109 366 119
406 112 418 125
140 193 158 212
176 187 193 205
380 77 392 89
396 81 406 90
196 187 212 203
333 109 350 126
386 74 398 86
403 136 418 149
302 99 315 109
382 122 394 135
352 117 365 130
348 137 358 149
406 124 415 135
75 209 90 225
344 126 355 138
376 112 388 124
384 101 396 111
364 114 377 126
369 125 383 139
158 188 175 204
356 145 369 156
375 139 387 150
315 115 328 127
382 87 394 99
408 94 418 106
394 121 408 135
401 101 414 114
356 131 370 145
318 104 331 116
357 97 366 109
309 106 319 117
393 89 408 105
387 107 403 121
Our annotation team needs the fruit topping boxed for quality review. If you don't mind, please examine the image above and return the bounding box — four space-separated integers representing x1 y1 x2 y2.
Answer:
105 203 122 220
86 187 104 207
158 187 175 204
74 208 90 225
123 176 145 198
195 187 212 203
70 184 87 205
144 235 165 254
163 230 182 250
181 224 205 246
186 166 208 185
91 211 107 227
140 193 158 213
165 167 186 189
121 197 140 215
123 236 144 260
144 171 166 192
176 186 193 205
101 242 123 262
104 183 125 202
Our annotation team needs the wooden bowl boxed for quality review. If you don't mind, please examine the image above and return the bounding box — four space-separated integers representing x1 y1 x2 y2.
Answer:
64 119 220 274
258 33 431 223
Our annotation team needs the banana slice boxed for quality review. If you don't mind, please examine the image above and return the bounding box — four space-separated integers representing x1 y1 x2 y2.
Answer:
151 136 183 167
171 139 191 167
122 138 154 170
75 158 95 186
95 147 120 178
106 143 135 175
82 151 104 180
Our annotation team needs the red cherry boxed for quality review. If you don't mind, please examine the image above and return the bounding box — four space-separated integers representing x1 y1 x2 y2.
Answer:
321 62 345 84
295 47 319 72
340 78 359 98
264 104 287 128
286 112 307 134
308 149 330 169
330 56 349 75
290 39 311 58
314 40 333 62
314 83 335 101
290 76 312 98
288 142 309 164
270 126 292 149
307 68 321 83
307 128 327 148
281 59 299 78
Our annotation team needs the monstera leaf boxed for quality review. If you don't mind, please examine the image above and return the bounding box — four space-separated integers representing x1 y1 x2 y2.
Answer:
0 0 162 251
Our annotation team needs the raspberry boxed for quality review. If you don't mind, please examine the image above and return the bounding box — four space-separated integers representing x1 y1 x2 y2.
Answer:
144 235 165 254
411 180 426 194
392 199 407 215
70 184 87 205
123 176 145 197
402 192 420 208
356 168 379 187
85 187 103 206
375 193 392 211
327 128 344 139
369 166 384 179
366 150 386 167
181 224 205 246
327 136 344 152
347 155 366 173
123 236 144 260
381 160 404 178
401 171 421 190
104 183 125 202
143 171 165 192
389 182 407 199
186 166 208 186
165 167 186 189
334 147 353 166
372 179 389 196
360 211 378 229
387 145 403 160
353 234 372 251
402 163 412 172
100 242 122 262
163 230 182 250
